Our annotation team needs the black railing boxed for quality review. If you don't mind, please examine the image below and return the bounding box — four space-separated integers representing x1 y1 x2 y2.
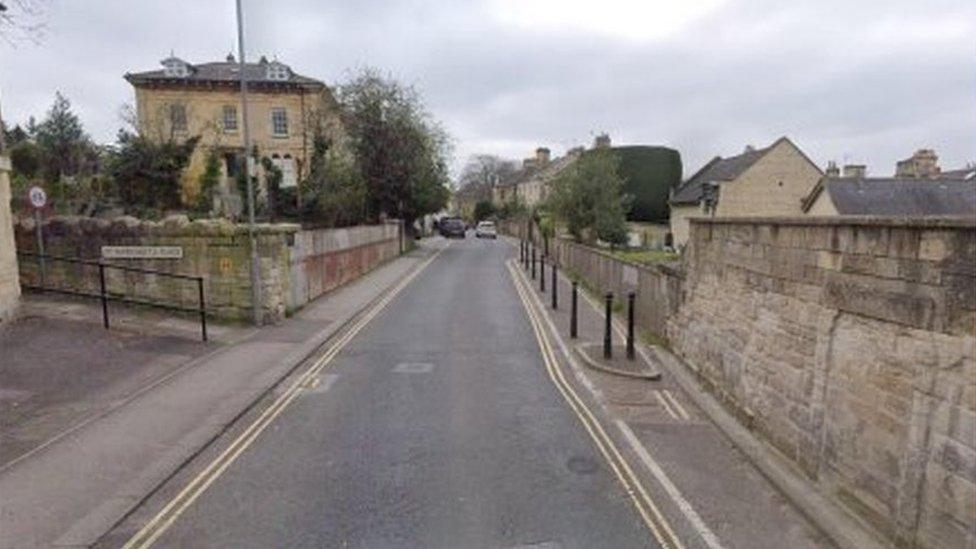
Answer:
16 251 208 341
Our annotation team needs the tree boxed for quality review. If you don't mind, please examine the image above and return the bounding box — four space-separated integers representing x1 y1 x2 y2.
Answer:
303 134 368 227
473 200 495 221
108 130 199 214
34 92 92 182
196 148 222 212
0 0 47 45
548 149 631 246
336 68 451 228
457 154 518 203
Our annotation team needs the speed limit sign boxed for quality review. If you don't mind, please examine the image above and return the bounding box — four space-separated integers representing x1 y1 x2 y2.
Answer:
28 186 47 209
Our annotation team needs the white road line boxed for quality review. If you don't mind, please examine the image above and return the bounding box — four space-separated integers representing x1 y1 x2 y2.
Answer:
653 390 680 420
662 389 691 420
616 419 726 549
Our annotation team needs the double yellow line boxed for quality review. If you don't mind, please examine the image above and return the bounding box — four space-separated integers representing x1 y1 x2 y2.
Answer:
123 245 447 549
506 259 685 549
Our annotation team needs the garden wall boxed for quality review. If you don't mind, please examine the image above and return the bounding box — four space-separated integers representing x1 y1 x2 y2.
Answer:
13 215 401 323
670 217 976 549
0 157 19 324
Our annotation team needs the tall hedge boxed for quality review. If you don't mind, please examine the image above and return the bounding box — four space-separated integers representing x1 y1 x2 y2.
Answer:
602 146 682 222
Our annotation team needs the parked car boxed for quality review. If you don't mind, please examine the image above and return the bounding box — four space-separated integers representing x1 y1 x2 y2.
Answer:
440 217 466 238
475 221 497 239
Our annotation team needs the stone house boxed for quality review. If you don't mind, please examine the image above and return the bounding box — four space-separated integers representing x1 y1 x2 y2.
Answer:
125 54 346 207
804 151 976 217
491 144 594 210
669 137 823 247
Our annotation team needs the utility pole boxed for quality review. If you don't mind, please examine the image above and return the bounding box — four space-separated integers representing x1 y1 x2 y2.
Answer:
236 0 262 326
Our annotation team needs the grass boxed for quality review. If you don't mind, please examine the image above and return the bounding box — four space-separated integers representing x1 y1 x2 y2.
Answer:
608 249 678 266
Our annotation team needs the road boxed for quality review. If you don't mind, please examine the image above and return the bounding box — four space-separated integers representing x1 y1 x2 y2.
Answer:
127 236 656 548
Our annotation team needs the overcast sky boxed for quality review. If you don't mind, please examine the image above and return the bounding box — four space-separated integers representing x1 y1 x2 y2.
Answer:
2 0 974 178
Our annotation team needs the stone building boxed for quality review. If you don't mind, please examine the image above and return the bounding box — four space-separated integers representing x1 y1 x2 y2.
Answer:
125 54 345 207
803 176 976 216
669 137 823 247
491 146 579 209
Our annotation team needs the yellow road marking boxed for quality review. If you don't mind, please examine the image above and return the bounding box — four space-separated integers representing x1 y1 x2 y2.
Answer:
662 389 691 421
654 390 681 420
123 243 448 549
506 260 686 549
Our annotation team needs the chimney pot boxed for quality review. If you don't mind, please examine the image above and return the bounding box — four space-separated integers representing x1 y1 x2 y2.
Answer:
593 133 611 149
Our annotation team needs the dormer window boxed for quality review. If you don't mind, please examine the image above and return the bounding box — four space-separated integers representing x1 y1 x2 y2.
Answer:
161 56 191 78
266 61 290 81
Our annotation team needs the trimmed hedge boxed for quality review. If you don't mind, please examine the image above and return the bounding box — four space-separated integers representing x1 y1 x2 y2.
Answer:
605 146 682 222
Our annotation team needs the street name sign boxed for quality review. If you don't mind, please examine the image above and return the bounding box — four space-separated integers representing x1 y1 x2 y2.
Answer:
101 246 184 260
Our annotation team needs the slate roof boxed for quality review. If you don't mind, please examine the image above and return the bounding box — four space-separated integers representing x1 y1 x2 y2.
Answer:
937 167 976 180
496 153 577 188
803 177 976 216
670 144 772 205
125 60 325 90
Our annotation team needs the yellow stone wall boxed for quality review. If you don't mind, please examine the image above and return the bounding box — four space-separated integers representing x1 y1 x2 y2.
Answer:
0 157 20 323
133 85 344 201
715 139 823 218
669 204 703 248
805 190 839 216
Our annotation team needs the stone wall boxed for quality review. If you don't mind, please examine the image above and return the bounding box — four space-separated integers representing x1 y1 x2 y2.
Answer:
669 217 976 548
13 216 400 323
548 237 682 341
288 223 400 311
0 157 20 324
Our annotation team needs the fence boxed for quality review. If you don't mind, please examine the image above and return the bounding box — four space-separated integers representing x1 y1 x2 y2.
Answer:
17 250 208 341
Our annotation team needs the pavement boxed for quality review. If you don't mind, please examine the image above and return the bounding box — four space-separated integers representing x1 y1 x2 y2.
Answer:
0 238 446 549
0 296 251 469
92 235 834 549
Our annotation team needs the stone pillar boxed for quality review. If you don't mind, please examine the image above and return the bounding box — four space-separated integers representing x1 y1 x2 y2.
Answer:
0 155 21 324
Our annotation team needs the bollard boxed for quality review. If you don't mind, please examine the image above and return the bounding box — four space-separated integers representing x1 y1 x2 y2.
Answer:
531 246 536 279
570 281 578 338
551 262 558 309
519 240 524 264
540 257 546 292
627 292 636 360
98 262 109 330
604 292 613 359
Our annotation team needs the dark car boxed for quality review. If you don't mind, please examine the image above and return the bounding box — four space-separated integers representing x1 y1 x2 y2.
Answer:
439 217 466 238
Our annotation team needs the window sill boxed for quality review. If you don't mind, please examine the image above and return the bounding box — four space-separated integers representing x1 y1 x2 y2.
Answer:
271 134 290 139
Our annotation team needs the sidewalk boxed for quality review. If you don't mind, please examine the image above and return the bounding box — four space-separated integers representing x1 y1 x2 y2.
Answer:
0 238 446 549
509 246 836 549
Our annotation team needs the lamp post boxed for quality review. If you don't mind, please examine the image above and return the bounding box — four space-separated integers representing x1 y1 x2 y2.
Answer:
236 0 262 326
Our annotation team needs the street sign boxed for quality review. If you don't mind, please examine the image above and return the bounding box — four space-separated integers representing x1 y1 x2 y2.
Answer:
28 186 47 209
101 246 184 260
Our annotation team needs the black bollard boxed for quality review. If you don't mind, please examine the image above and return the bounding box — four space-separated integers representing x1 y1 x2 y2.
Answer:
604 292 613 359
570 281 578 338
540 257 546 292
627 292 636 360
520 240 525 264
551 263 558 309
531 246 536 279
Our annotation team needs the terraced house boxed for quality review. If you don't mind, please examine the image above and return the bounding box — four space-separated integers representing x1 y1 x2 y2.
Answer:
125 54 345 207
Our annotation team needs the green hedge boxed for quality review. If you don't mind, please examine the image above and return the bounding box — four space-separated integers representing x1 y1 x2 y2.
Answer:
603 146 681 223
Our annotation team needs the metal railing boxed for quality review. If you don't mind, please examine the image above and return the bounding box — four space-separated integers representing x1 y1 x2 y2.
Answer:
16 251 208 341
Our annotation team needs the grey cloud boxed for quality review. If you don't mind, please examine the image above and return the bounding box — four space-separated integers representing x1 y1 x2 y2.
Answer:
2 0 972 177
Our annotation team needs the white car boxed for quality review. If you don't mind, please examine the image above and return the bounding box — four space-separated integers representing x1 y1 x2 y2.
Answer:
475 221 497 239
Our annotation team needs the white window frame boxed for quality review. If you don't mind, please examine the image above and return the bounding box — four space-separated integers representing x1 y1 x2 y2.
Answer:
271 107 288 137
222 105 238 132
170 103 187 132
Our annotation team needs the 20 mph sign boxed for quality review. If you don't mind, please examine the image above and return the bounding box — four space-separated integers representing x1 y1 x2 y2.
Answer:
28 186 47 209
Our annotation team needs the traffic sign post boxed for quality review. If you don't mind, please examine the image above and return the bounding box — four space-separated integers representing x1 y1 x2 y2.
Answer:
28 186 47 287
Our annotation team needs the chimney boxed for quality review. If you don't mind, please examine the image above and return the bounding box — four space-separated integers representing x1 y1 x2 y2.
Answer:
825 161 840 178
259 55 269 64
226 52 236 62
744 144 756 153
896 148 940 178
842 164 867 178
593 133 611 149
535 147 551 167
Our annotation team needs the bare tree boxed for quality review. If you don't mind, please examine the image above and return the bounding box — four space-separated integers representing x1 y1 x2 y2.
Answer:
0 0 48 45
456 154 518 203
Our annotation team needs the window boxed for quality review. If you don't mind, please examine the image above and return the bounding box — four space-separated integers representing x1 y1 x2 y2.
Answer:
223 105 238 132
170 104 187 132
271 108 288 137
266 62 290 81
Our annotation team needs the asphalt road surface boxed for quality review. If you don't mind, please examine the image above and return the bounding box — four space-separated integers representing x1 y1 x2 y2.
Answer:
145 236 655 548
